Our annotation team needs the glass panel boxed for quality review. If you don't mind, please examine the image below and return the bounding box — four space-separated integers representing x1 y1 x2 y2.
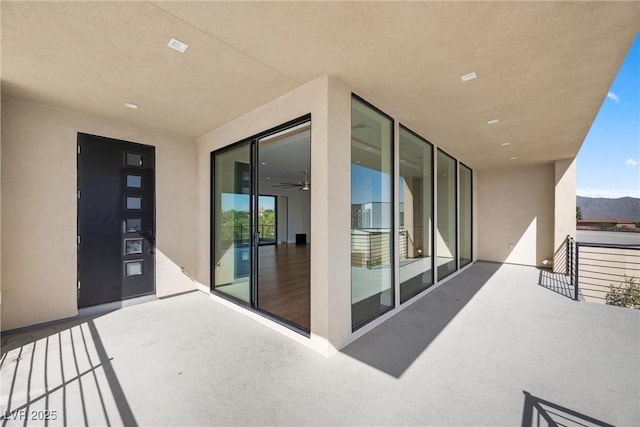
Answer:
437 150 457 280
124 238 143 255
125 218 142 233
399 127 433 303
125 261 143 276
126 175 142 188
351 97 394 329
213 143 251 303
258 196 277 245
126 196 142 210
126 152 143 167
257 122 311 330
460 164 472 267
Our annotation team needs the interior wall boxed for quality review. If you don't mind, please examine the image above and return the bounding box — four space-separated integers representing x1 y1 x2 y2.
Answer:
260 182 311 243
477 163 555 266
1 97 198 331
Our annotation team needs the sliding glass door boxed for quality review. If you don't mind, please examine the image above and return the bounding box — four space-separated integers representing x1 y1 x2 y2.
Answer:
257 122 311 331
211 117 311 333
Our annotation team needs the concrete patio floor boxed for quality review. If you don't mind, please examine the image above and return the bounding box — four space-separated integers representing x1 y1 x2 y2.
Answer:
2 262 638 426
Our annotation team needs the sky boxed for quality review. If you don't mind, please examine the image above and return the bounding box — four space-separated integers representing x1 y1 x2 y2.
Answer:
576 33 640 199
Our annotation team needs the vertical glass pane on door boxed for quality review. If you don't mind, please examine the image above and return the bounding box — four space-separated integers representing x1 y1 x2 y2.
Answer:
460 164 472 268
351 96 394 329
399 126 433 302
436 149 457 280
257 122 311 331
213 143 251 303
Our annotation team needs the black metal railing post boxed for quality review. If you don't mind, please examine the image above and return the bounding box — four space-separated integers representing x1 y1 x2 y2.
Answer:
574 241 580 301
564 234 573 274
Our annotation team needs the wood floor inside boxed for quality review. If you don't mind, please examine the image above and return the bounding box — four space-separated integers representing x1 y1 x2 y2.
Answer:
258 243 310 331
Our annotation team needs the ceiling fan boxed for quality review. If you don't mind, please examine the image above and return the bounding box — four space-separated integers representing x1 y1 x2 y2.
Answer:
273 171 310 191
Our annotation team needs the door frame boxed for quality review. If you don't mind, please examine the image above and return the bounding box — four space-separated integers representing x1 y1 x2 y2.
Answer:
210 114 311 335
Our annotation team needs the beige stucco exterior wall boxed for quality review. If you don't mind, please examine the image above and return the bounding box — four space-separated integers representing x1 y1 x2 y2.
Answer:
553 158 577 272
1 97 198 331
477 163 555 266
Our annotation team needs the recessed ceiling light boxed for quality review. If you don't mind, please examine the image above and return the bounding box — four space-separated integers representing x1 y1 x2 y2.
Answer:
510 156 518 160
460 71 478 82
167 38 189 53
501 142 511 146
487 119 499 125
266 177 271 180
261 162 267 165
124 102 138 109
356 160 361 164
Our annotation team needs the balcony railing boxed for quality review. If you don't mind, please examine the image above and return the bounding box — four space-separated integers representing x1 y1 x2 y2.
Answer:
573 240 640 303
563 234 640 303
351 229 408 268
221 224 275 245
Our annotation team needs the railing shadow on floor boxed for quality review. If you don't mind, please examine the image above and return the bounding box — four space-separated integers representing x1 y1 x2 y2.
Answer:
342 261 501 378
537 269 576 300
521 391 614 427
1 317 137 426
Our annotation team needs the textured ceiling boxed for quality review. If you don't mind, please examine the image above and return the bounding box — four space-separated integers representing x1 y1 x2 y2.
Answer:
2 1 638 170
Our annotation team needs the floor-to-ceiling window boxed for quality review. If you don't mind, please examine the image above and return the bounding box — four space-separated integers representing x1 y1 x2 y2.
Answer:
351 96 394 329
436 149 457 280
399 126 434 302
459 163 472 268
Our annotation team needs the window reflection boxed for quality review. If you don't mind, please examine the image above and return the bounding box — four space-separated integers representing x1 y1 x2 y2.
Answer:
399 127 434 302
213 144 251 303
351 96 394 329
436 150 457 279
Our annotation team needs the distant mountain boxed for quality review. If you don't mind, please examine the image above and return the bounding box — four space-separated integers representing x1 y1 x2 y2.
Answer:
577 196 640 221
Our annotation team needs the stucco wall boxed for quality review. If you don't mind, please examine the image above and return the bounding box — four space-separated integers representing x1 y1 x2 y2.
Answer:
553 158 577 272
1 97 198 331
477 163 555 266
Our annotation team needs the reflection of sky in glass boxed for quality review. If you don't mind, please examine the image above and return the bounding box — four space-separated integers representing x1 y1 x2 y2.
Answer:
221 194 274 212
222 193 249 212
351 164 391 204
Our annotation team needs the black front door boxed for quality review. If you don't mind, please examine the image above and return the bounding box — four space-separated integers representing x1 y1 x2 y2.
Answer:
77 133 155 308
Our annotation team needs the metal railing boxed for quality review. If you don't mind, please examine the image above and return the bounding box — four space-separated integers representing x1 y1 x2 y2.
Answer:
221 224 275 245
565 234 640 303
573 240 640 303
567 235 577 300
351 229 408 268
